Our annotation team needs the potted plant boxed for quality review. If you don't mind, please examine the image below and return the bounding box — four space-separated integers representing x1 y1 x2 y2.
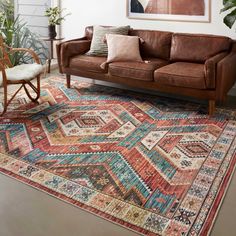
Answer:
0 0 48 65
220 0 236 28
45 6 70 39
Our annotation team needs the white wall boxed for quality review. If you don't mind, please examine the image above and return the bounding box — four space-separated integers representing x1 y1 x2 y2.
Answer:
61 0 236 40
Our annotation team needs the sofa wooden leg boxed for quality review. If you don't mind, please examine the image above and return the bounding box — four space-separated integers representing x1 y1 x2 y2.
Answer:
208 100 215 116
66 74 71 88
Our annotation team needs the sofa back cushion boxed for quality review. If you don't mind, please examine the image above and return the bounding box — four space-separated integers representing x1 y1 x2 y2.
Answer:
85 25 131 40
129 30 173 60
170 33 231 62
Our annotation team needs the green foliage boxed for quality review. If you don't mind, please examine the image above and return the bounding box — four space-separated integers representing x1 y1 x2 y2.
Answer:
45 6 70 26
0 0 15 45
221 0 236 28
0 0 48 65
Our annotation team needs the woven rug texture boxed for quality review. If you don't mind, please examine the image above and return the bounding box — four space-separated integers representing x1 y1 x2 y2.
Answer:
0 77 235 236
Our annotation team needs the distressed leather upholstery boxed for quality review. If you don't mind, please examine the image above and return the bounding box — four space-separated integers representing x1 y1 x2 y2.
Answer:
109 58 169 81
155 62 206 89
204 52 228 89
60 39 91 68
70 55 107 73
170 33 231 62
216 43 236 101
129 30 172 60
57 26 236 111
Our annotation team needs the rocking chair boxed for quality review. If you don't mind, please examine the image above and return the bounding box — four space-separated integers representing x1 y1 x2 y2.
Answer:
0 36 43 116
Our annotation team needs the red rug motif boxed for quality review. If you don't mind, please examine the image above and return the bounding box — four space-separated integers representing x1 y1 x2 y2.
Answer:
0 77 236 235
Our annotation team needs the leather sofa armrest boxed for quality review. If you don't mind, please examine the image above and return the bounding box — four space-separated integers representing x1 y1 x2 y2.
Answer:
216 52 236 101
204 52 228 89
56 37 90 73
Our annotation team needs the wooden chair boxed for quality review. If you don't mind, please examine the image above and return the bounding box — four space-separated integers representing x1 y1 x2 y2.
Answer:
0 36 43 116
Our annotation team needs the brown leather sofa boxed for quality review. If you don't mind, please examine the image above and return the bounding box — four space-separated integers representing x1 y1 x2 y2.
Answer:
57 26 236 115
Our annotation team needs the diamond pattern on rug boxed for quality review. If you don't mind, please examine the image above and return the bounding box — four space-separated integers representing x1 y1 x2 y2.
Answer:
0 77 235 236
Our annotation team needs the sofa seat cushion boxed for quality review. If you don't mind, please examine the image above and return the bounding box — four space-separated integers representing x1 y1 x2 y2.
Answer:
69 55 108 73
109 58 169 81
154 62 206 89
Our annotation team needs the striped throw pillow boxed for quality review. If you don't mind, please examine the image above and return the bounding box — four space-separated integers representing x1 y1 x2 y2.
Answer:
86 25 130 56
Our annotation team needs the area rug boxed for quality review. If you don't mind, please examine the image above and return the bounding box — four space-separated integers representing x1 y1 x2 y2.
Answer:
0 77 236 236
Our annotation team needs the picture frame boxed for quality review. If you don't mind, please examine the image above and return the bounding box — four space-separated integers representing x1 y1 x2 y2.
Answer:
127 0 211 23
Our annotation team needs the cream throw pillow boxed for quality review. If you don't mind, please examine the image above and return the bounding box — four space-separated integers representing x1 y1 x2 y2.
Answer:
100 34 143 69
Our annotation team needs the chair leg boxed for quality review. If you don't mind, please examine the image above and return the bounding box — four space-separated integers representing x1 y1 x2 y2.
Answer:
208 100 215 116
43 60 49 77
24 75 41 103
0 85 8 116
66 74 71 88
1 76 40 116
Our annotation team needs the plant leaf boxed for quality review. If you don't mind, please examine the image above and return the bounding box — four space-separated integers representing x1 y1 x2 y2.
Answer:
223 8 236 28
220 1 236 13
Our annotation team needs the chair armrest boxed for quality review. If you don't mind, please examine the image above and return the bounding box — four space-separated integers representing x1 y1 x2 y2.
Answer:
56 37 90 73
10 48 40 64
204 52 228 89
0 61 7 87
216 52 236 101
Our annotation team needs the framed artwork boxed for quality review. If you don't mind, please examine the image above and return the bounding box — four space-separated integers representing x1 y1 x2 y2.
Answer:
127 0 211 23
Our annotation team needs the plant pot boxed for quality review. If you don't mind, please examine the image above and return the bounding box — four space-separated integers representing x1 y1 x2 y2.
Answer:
48 25 57 39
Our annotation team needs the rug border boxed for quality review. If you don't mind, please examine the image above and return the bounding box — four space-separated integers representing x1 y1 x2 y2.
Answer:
204 151 236 236
1 147 236 236
0 153 148 236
